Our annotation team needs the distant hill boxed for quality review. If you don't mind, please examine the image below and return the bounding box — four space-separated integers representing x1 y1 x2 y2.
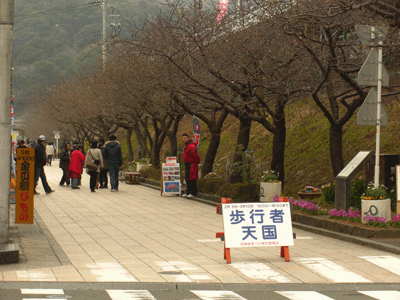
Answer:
12 0 161 113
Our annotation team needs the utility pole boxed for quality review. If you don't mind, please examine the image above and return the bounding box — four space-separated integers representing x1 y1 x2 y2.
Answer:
0 0 14 244
102 0 107 70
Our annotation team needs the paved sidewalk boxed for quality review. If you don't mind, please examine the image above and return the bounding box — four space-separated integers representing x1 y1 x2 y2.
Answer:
3 162 400 284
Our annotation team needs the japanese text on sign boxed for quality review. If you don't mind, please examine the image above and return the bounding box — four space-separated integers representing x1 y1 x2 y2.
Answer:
222 203 293 248
15 148 35 224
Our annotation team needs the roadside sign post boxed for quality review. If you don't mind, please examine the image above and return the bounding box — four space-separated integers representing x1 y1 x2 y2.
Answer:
355 25 388 188
218 197 293 263
15 148 35 224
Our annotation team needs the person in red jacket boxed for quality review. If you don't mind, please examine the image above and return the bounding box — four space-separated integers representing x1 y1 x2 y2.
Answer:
182 133 200 198
69 145 85 189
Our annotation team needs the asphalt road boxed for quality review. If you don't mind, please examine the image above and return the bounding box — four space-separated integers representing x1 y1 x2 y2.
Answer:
0 282 400 300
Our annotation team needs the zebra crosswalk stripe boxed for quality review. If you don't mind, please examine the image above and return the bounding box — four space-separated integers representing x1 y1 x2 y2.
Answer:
20 289 64 295
276 291 335 300
191 290 247 299
358 290 400 300
359 255 400 277
106 289 157 300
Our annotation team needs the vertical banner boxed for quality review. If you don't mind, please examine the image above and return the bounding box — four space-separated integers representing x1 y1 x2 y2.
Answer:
15 148 35 224
216 0 229 23
11 99 16 178
193 117 201 152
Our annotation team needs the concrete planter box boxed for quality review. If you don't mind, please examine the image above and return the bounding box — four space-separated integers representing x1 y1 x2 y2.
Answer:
260 182 281 202
136 163 147 172
292 213 400 239
361 198 391 223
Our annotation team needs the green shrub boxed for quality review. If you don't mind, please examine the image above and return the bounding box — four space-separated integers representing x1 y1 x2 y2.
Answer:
322 183 335 204
197 178 226 194
350 179 366 209
140 167 161 181
219 182 260 202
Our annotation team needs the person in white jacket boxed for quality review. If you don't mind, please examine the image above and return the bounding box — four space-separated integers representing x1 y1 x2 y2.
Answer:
85 141 104 192
46 142 55 166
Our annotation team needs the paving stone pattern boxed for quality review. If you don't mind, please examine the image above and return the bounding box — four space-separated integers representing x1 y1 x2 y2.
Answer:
3 162 400 284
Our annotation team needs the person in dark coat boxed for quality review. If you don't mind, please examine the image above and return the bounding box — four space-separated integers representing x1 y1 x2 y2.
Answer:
98 138 109 188
59 143 71 186
34 135 55 195
104 135 123 192
14 140 27 162
182 133 200 198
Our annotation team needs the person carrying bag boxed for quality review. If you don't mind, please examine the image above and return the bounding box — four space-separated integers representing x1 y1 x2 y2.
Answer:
85 141 104 192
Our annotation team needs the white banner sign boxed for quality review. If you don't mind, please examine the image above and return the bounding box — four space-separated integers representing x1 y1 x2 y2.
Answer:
162 162 181 195
222 202 294 248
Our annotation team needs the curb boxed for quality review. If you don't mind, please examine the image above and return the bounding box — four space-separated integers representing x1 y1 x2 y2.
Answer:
140 179 400 256
292 222 400 254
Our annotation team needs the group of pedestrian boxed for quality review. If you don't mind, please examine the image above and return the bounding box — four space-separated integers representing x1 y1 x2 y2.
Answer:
33 133 199 197
58 135 123 193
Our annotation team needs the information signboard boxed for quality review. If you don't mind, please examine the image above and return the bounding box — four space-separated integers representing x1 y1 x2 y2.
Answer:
222 202 293 248
162 162 181 196
15 148 35 224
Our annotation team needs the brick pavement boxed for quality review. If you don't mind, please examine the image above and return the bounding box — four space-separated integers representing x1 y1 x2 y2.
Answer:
3 162 400 284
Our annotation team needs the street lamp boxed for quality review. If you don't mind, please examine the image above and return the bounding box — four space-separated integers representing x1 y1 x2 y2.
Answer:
53 131 61 158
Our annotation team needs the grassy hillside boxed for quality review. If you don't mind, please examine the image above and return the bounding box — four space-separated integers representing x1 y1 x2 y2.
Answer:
120 98 400 197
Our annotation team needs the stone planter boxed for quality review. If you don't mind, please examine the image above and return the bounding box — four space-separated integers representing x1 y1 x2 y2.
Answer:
260 182 281 202
361 198 391 224
136 163 147 172
297 192 322 199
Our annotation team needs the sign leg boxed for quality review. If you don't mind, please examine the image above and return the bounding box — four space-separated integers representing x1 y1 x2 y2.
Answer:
280 246 290 262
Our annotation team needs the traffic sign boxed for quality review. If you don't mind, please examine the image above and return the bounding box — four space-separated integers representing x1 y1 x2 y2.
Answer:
357 87 388 126
357 48 389 87
355 25 388 48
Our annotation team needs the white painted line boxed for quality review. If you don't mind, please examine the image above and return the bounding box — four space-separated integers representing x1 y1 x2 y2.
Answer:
156 261 199 271
358 290 400 300
21 289 64 295
189 274 212 280
231 262 291 283
86 263 138 282
23 299 65 300
294 258 372 283
170 274 193 282
296 236 314 240
359 255 400 276
106 290 157 300
276 291 334 300
197 239 221 242
191 290 246 300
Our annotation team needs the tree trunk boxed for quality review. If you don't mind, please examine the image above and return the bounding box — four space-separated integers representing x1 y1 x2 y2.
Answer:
270 112 286 189
151 142 162 169
125 128 133 161
168 132 178 157
229 117 252 183
201 128 222 176
201 109 229 176
167 114 183 157
329 124 344 177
